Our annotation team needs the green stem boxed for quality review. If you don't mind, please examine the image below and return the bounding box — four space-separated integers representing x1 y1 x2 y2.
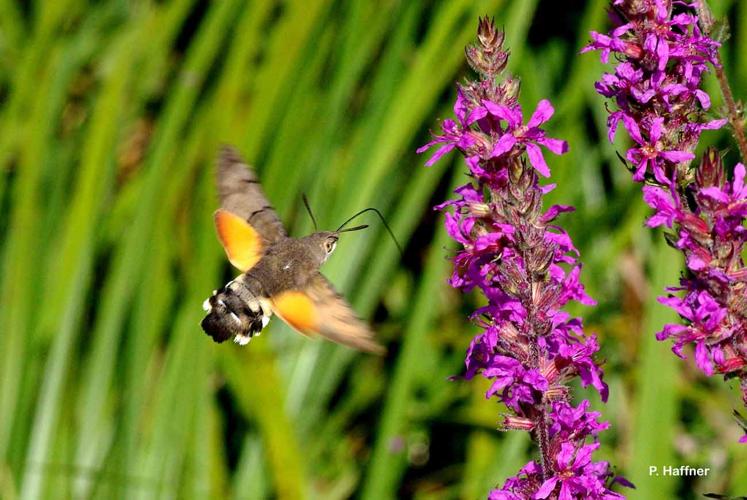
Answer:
697 1 747 163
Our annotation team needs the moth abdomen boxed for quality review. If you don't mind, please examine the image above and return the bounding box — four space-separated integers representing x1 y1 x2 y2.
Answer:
201 278 270 345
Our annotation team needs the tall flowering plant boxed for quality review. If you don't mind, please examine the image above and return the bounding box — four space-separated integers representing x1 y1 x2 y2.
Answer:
584 0 747 432
419 18 629 499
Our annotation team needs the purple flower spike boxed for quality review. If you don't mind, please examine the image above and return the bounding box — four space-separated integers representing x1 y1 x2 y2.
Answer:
587 1 747 434
420 17 628 499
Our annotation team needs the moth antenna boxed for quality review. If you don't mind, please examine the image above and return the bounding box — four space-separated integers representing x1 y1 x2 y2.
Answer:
336 207 403 256
302 194 318 231
338 224 369 233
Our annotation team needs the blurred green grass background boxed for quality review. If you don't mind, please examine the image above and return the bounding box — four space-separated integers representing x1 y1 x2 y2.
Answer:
0 0 746 498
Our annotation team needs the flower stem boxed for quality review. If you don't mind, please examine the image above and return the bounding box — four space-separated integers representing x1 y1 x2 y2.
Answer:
697 1 747 163
535 399 552 480
524 245 553 481
528 334 552 480
712 59 747 162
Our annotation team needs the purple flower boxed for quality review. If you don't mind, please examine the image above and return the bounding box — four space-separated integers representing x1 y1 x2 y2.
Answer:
624 116 694 183
587 0 747 430
557 337 610 402
536 443 623 500
420 17 629 498
583 23 637 63
642 185 681 228
550 400 610 441
417 90 488 167
700 163 747 211
484 99 569 177
489 461 544 500
586 0 724 183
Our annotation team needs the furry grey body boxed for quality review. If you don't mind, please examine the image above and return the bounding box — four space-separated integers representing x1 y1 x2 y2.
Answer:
245 233 334 296
201 233 334 344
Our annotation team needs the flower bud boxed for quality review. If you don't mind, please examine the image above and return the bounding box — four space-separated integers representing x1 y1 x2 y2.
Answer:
465 17 509 78
477 16 504 51
695 147 725 189
680 212 711 238
499 414 536 432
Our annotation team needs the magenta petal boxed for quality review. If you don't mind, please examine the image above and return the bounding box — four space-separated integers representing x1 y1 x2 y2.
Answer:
701 118 727 130
644 32 657 54
481 98 503 115
541 183 557 194
656 35 669 70
527 99 555 128
660 150 695 163
622 114 643 144
558 483 573 500
629 156 648 182
695 342 713 376
465 155 481 171
555 442 575 469
542 204 575 223
424 144 455 167
540 137 569 155
699 186 729 203
491 133 517 157
646 213 669 228
687 253 708 271
649 117 664 143
535 477 559 499
466 106 488 125
694 89 711 109
416 142 435 154
526 143 551 177
483 99 521 127
454 88 468 120
575 442 600 467
734 163 746 193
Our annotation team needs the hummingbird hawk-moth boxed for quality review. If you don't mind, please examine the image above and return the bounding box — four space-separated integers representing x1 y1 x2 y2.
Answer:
201 146 384 354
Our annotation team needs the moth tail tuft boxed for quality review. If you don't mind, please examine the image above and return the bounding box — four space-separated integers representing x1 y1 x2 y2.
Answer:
201 284 269 344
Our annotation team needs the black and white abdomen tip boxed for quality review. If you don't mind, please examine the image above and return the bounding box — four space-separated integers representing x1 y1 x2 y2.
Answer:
200 279 271 345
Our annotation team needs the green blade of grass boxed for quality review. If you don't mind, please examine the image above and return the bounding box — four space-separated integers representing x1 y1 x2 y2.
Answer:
72 1 243 491
130 168 222 499
460 385 530 498
18 28 139 497
279 0 424 424
230 435 269 499
359 165 460 500
240 0 332 160
221 344 308 499
628 239 681 499
0 45 68 464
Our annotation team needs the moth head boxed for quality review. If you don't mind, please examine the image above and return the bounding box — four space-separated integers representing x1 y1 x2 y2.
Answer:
305 232 339 264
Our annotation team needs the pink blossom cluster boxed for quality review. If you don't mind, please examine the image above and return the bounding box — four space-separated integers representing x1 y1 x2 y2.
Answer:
420 18 629 498
585 0 747 414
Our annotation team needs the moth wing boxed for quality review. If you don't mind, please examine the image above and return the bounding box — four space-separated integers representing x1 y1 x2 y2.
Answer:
216 145 287 244
270 274 385 354
214 209 265 272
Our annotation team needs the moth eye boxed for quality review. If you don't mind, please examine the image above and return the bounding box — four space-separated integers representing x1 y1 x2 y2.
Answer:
325 240 337 254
